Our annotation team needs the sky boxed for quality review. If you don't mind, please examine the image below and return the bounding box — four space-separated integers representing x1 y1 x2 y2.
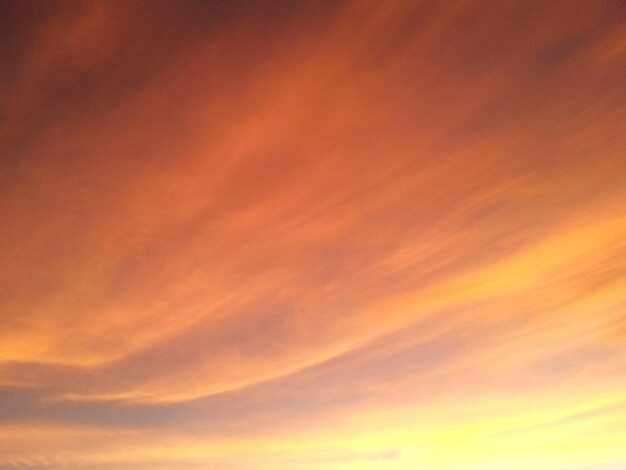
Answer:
0 0 625 468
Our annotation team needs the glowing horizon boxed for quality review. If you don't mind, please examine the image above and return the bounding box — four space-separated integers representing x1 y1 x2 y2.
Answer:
1 1 625 469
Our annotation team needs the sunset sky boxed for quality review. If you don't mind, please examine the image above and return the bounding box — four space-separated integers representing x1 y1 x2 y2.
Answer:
1 0 626 468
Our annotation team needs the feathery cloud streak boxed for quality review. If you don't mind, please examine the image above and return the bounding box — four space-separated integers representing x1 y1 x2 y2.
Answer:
1 0 625 468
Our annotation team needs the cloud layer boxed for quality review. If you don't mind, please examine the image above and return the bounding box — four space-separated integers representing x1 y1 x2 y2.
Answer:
1 0 625 468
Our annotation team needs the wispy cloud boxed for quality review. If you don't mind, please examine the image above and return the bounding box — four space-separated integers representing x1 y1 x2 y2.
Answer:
1 0 625 468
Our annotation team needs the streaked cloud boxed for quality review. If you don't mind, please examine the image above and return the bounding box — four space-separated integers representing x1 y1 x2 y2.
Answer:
1 0 625 468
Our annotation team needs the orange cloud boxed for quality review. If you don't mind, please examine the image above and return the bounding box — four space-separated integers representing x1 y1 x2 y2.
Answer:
1 0 625 468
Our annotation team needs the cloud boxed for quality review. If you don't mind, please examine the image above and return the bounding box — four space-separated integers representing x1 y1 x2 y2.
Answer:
1 0 625 468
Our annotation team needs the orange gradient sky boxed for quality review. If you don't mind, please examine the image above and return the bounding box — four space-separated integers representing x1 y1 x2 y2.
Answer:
1 1 626 469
